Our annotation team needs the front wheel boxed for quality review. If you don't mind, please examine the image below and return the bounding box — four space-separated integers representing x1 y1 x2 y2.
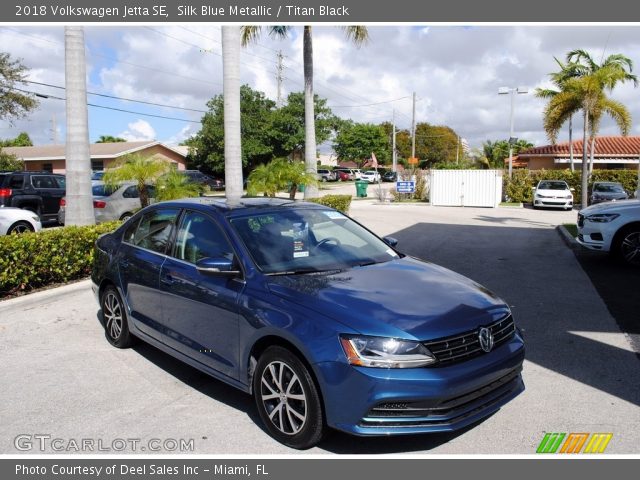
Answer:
614 226 640 266
100 286 135 348
253 346 325 449
7 221 34 234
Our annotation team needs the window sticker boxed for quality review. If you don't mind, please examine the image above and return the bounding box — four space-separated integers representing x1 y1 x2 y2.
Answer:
292 222 309 258
323 211 344 220
386 248 399 257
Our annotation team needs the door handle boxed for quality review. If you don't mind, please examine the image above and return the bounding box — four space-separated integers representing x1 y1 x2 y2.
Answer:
160 274 175 286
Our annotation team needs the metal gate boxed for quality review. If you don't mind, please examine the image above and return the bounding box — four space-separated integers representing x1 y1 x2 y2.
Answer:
429 170 503 208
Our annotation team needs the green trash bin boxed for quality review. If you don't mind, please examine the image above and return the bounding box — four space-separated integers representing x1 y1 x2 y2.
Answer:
298 183 305 193
355 180 369 198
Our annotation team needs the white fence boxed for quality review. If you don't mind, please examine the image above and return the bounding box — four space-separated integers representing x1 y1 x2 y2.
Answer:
429 169 503 208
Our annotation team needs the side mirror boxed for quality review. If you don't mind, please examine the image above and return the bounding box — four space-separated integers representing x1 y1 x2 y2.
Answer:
196 257 240 275
570 187 575 192
383 236 398 247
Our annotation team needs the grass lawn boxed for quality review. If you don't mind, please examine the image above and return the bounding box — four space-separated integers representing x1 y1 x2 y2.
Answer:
563 223 578 237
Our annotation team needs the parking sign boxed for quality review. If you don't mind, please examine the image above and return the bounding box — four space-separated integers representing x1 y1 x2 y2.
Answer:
396 181 415 193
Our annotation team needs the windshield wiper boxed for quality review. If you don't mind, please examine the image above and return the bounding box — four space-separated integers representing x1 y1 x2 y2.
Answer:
266 268 343 276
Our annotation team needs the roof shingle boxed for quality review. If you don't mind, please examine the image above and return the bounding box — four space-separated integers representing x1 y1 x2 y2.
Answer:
519 136 640 157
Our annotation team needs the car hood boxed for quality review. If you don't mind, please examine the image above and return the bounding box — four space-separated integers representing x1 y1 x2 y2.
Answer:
581 199 640 215
535 188 571 196
592 191 627 198
266 257 507 340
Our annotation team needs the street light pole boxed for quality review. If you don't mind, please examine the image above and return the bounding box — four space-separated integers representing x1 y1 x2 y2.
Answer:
499 86 528 178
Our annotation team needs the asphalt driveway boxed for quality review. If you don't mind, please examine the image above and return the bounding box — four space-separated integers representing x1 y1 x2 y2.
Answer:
0 203 638 454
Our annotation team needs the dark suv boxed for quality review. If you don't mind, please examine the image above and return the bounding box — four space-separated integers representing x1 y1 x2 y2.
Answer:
0 171 66 222
184 170 224 191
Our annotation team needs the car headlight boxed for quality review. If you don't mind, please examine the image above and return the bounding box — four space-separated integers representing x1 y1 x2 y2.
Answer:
340 335 436 368
30 215 40 222
586 213 620 223
565 194 573 199
535 193 547 198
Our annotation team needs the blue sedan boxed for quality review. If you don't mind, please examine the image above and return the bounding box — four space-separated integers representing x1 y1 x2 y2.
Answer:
92 197 525 449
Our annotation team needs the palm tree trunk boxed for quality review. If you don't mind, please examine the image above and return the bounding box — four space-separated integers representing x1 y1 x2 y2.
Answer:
64 26 94 226
303 26 318 199
568 115 574 172
589 137 596 175
221 26 243 204
581 110 589 208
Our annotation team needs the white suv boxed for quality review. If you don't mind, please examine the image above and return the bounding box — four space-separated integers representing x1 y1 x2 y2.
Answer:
577 200 640 265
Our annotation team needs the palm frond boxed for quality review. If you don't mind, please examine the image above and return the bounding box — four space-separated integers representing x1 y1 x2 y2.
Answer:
343 26 369 47
240 26 262 46
599 97 632 136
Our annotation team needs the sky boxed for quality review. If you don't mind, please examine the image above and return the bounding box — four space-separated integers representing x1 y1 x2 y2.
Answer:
2 25 640 154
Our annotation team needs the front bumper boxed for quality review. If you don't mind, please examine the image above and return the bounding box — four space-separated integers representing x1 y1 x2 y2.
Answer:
534 198 573 208
315 333 525 436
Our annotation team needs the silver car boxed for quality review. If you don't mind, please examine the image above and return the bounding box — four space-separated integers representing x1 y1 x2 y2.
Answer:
58 182 154 224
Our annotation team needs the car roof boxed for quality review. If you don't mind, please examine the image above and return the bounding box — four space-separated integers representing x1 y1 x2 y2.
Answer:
149 197 330 217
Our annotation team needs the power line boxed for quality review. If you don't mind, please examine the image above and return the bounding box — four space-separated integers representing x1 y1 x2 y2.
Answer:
328 96 411 108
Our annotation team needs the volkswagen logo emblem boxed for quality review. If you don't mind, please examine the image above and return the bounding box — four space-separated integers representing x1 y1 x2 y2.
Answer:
478 327 494 353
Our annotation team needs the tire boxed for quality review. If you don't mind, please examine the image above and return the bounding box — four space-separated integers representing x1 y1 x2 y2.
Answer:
321 177 327 183
119 212 133 221
7 221 34 234
100 286 135 348
613 225 640 266
253 346 325 449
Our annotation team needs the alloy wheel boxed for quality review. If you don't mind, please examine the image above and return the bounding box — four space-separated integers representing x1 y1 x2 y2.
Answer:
260 361 307 435
103 292 123 340
621 231 640 265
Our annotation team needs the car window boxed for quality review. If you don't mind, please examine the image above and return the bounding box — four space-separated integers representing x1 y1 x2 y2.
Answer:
92 184 119 196
231 208 399 274
127 208 179 254
594 184 624 193
31 175 57 189
538 181 568 190
122 186 139 198
9 175 24 189
54 176 66 189
173 211 235 264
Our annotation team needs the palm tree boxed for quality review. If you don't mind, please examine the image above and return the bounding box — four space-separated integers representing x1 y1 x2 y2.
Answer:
102 153 170 208
542 66 633 207
241 26 368 199
155 169 202 201
221 26 243 204
64 26 94 226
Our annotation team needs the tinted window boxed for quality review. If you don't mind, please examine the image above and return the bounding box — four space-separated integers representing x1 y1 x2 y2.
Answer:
594 183 625 193
9 175 24 189
92 184 119 196
173 211 234 264
55 176 65 189
128 209 179 254
31 175 56 189
122 186 139 198
538 181 568 190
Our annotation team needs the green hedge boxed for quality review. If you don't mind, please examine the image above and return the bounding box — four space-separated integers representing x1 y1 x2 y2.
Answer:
504 169 639 203
0 221 121 296
307 195 352 213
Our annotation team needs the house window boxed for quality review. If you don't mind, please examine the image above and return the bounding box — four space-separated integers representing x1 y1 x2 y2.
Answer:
42 163 53 173
91 160 104 171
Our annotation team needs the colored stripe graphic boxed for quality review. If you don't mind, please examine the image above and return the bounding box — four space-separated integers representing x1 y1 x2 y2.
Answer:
560 433 589 453
536 433 565 453
584 433 613 453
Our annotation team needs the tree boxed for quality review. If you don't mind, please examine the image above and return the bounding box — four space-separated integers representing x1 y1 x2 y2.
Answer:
542 50 636 207
482 139 534 168
334 123 390 167
103 153 170 208
0 52 38 124
188 85 276 174
64 26 95 226
96 135 126 143
0 132 33 147
394 123 461 166
221 26 243 204
0 150 23 170
241 26 368 199
155 169 202 201
247 158 318 199
271 92 338 159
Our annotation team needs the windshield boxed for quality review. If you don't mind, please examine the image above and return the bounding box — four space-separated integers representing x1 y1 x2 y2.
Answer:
538 181 568 190
230 208 399 274
594 184 625 193
92 184 119 196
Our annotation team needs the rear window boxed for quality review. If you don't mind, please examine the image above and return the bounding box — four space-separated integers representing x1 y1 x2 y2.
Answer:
92 184 119 196
9 175 24 189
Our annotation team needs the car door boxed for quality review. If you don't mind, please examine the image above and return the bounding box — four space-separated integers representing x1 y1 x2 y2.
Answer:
159 210 244 379
117 207 180 341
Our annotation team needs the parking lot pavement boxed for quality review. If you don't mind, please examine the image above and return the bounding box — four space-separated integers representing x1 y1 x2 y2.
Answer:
1 204 638 454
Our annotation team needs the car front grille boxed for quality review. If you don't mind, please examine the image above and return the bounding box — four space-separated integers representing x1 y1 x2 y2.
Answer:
422 314 515 366
361 366 523 427
577 213 584 227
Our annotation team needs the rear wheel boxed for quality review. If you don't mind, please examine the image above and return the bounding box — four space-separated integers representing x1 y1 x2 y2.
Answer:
253 346 325 449
613 225 640 266
119 212 134 221
100 286 135 348
7 221 34 234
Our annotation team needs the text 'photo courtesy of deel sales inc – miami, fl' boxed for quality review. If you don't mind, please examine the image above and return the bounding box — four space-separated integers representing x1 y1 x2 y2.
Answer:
14 4 351 19
15 463 268 477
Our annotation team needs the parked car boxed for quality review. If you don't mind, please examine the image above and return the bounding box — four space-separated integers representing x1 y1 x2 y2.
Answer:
92 198 525 449
360 170 381 183
91 171 105 181
316 169 336 182
577 199 640 265
0 171 66 223
0 207 42 235
532 180 573 210
58 182 155 224
184 170 224 191
382 171 398 182
336 170 351 181
589 182 629 205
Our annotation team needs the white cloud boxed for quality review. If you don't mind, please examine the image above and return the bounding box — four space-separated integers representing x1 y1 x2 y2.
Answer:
118 119 156 141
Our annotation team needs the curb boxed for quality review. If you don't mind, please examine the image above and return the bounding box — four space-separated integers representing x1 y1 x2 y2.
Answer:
0 278 92 310
556 225 580 251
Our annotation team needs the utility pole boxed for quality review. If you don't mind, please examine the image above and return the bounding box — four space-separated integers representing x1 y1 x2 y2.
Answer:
456 135 460 165
411 91 416 159
275 50 285 107
50 113 58 144
392 109 397 173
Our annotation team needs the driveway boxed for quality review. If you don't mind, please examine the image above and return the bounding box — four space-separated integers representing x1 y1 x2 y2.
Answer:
1 203 638 454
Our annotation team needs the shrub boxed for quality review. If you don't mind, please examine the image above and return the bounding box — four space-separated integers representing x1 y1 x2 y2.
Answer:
307 195 352 213
0 221 121 296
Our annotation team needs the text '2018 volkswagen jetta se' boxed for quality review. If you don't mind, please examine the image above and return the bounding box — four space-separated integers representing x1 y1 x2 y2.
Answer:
92 197 525 449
